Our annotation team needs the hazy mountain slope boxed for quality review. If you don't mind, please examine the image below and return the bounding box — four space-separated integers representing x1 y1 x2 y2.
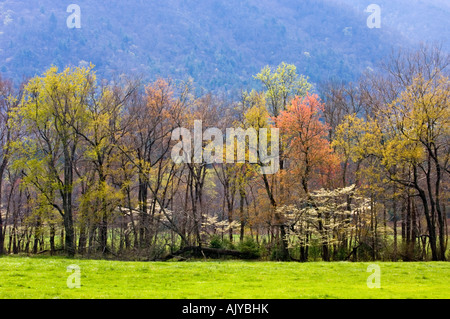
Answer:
0 0 446 91
337 0 450 51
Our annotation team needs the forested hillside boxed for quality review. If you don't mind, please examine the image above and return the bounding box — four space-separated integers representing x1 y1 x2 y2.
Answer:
0 2 448 263
339 0 450 51
2 0 445 91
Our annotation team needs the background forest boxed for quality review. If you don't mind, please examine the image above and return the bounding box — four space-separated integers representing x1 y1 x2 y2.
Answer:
0 45 448 262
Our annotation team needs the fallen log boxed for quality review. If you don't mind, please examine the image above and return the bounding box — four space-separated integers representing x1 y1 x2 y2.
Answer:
162 246 243 261
345 244 362 261
37 249 64 255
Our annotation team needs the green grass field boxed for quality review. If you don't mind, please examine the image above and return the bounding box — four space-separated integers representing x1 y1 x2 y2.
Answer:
0 256 448 299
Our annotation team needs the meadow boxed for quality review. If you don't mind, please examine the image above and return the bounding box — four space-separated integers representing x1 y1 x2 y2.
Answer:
0 256 448 299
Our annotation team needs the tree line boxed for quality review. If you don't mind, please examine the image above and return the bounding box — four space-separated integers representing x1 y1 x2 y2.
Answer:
0 45 448 261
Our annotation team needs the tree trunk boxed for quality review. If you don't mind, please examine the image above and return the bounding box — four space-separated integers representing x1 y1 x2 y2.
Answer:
239 193 245 242
63 205 75 256
406 195 412 259
417 188 438 261
78 223 87 255
49 224 56 255
0 212 3 255
0 145 9 255
433 160 446 261
262 173 289 260
99 210 108 254
393 198 398 260
62 148 75 256
318 213 329 262
33 220 41 254
401 200 406 245
138 176 148 248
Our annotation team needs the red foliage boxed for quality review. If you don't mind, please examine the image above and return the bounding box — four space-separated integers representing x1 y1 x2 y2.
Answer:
277 93 340 191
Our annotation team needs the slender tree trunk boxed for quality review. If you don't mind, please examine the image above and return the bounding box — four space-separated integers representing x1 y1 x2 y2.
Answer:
138 176 148 249
406 195 412 258
0 144 9 255
227 202 233 243
393 196 398 260
318 213 329 261
60 229 64 251
125 187 138 249
33 219 41 254
239 193 245 242
88 226 95 254
261 173 289 260
411 199 418 258
63 205 74 256
100 209 108 254
370 195 376 261
401 199 406 245
62 148 75 256
12 226 18 254
78 222 87 255
433 159 446 261
417 188 438 261
0 209 3 255
49 224 56 255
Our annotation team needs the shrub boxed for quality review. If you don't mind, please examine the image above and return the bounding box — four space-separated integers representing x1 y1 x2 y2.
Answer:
269 241 287 261
238 237 260 259
209 235 224 249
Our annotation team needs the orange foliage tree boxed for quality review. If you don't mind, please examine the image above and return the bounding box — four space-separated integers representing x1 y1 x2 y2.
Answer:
278 93 340 196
